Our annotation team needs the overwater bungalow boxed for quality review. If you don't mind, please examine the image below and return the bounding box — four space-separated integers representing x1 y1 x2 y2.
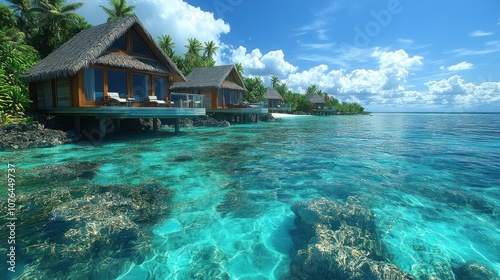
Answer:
264 88 290 112
306 94 336 115
306 94 326 109
170 65 268 122
24 15 205 133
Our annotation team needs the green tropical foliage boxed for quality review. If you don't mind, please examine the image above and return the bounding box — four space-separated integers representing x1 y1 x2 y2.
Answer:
158 34 176 59
100 0 135 22
157 35 220 75
270 76 279 88
304 84 364 113
204 40 219 63
5 0 90 58
244 77 266 103
0 6 39 124
234 63 244 77
29 0 87 57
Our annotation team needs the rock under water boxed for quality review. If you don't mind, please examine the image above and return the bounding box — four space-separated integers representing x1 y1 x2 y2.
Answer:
285 197 413 280
5 182 174 279
0 122 81 151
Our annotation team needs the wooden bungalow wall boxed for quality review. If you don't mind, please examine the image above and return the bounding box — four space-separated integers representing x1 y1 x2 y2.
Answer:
57 79 71 107
34 78 72 111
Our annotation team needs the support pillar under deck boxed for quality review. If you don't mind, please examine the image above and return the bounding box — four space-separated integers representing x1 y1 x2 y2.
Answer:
74 116 81 133
153 118 158 131
99 119 106 138
115 119 121 132
175 119 180 133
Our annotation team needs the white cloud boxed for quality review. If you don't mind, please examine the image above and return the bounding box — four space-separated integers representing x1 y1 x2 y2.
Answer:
298 44 374 68
470 30 494 37
372 48 424 69
139 0 230 55
284 49 423 96
426 75 500 107
451 48 498 56
486 40 499 46
228 46 298 77
440 61 474 71
397 39 414 45
280 49 497 111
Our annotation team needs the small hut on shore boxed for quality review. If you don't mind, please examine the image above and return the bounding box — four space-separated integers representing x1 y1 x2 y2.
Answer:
263 88 284 109
307 94 326 109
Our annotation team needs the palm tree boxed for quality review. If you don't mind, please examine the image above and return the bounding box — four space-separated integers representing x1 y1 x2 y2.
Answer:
5 0 31 19
185 38 203 58
5 0 34 38
271 76 280 88
31 0 85 57
235 63 244 77
158 34 175 58
100 0 135 22
181 38 204 74
305 84 319 96
203 40 219 63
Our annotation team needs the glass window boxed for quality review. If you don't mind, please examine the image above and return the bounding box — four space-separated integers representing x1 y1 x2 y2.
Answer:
238 92 243 103
154 77 167 100
224 90 230 106
108 70 128 99
132 32 151 55
133 74 150 102
83 68 104 102
110 34 127 50
218 89 223 107
230 91 236 104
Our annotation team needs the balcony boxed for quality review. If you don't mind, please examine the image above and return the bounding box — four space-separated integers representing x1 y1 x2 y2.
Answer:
268 103 292 112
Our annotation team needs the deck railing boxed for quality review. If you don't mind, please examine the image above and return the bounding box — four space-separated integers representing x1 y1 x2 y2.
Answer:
273 104 291 109
170 92 204 108
248 102 268 108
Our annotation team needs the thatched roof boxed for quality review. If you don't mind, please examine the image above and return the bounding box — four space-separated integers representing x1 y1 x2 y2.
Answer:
24 15 184 83
264 88 283 100
95 52 171 74
307 94 326 104
170 65 245 91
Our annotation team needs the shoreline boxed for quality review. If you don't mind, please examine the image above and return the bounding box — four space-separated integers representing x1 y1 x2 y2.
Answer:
271 113 313 118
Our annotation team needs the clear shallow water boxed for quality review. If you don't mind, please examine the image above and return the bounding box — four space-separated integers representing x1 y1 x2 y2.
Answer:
1 113 499 279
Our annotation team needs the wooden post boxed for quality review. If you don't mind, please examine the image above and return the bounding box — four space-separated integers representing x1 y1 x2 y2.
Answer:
115 119 121 132
99 118 106 138
74 116 81 132
153 118 158 131
175 119 180 133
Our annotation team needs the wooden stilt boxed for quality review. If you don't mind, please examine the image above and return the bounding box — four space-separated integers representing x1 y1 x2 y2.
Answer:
175 119 180 133
99 118 106 138
74 116 81 132
153 118 158 131
116 119 121 132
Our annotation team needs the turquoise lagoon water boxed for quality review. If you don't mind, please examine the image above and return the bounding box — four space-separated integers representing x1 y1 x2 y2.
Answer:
1 113 499 279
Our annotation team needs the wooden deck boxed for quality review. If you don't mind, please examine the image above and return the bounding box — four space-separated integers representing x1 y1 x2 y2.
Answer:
44 107 206 119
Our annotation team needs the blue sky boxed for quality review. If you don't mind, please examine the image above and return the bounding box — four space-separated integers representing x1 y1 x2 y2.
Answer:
3 0 500 112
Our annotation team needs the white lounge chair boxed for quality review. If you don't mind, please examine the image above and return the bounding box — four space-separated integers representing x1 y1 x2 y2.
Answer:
147 96 166 107
107 92 127 106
